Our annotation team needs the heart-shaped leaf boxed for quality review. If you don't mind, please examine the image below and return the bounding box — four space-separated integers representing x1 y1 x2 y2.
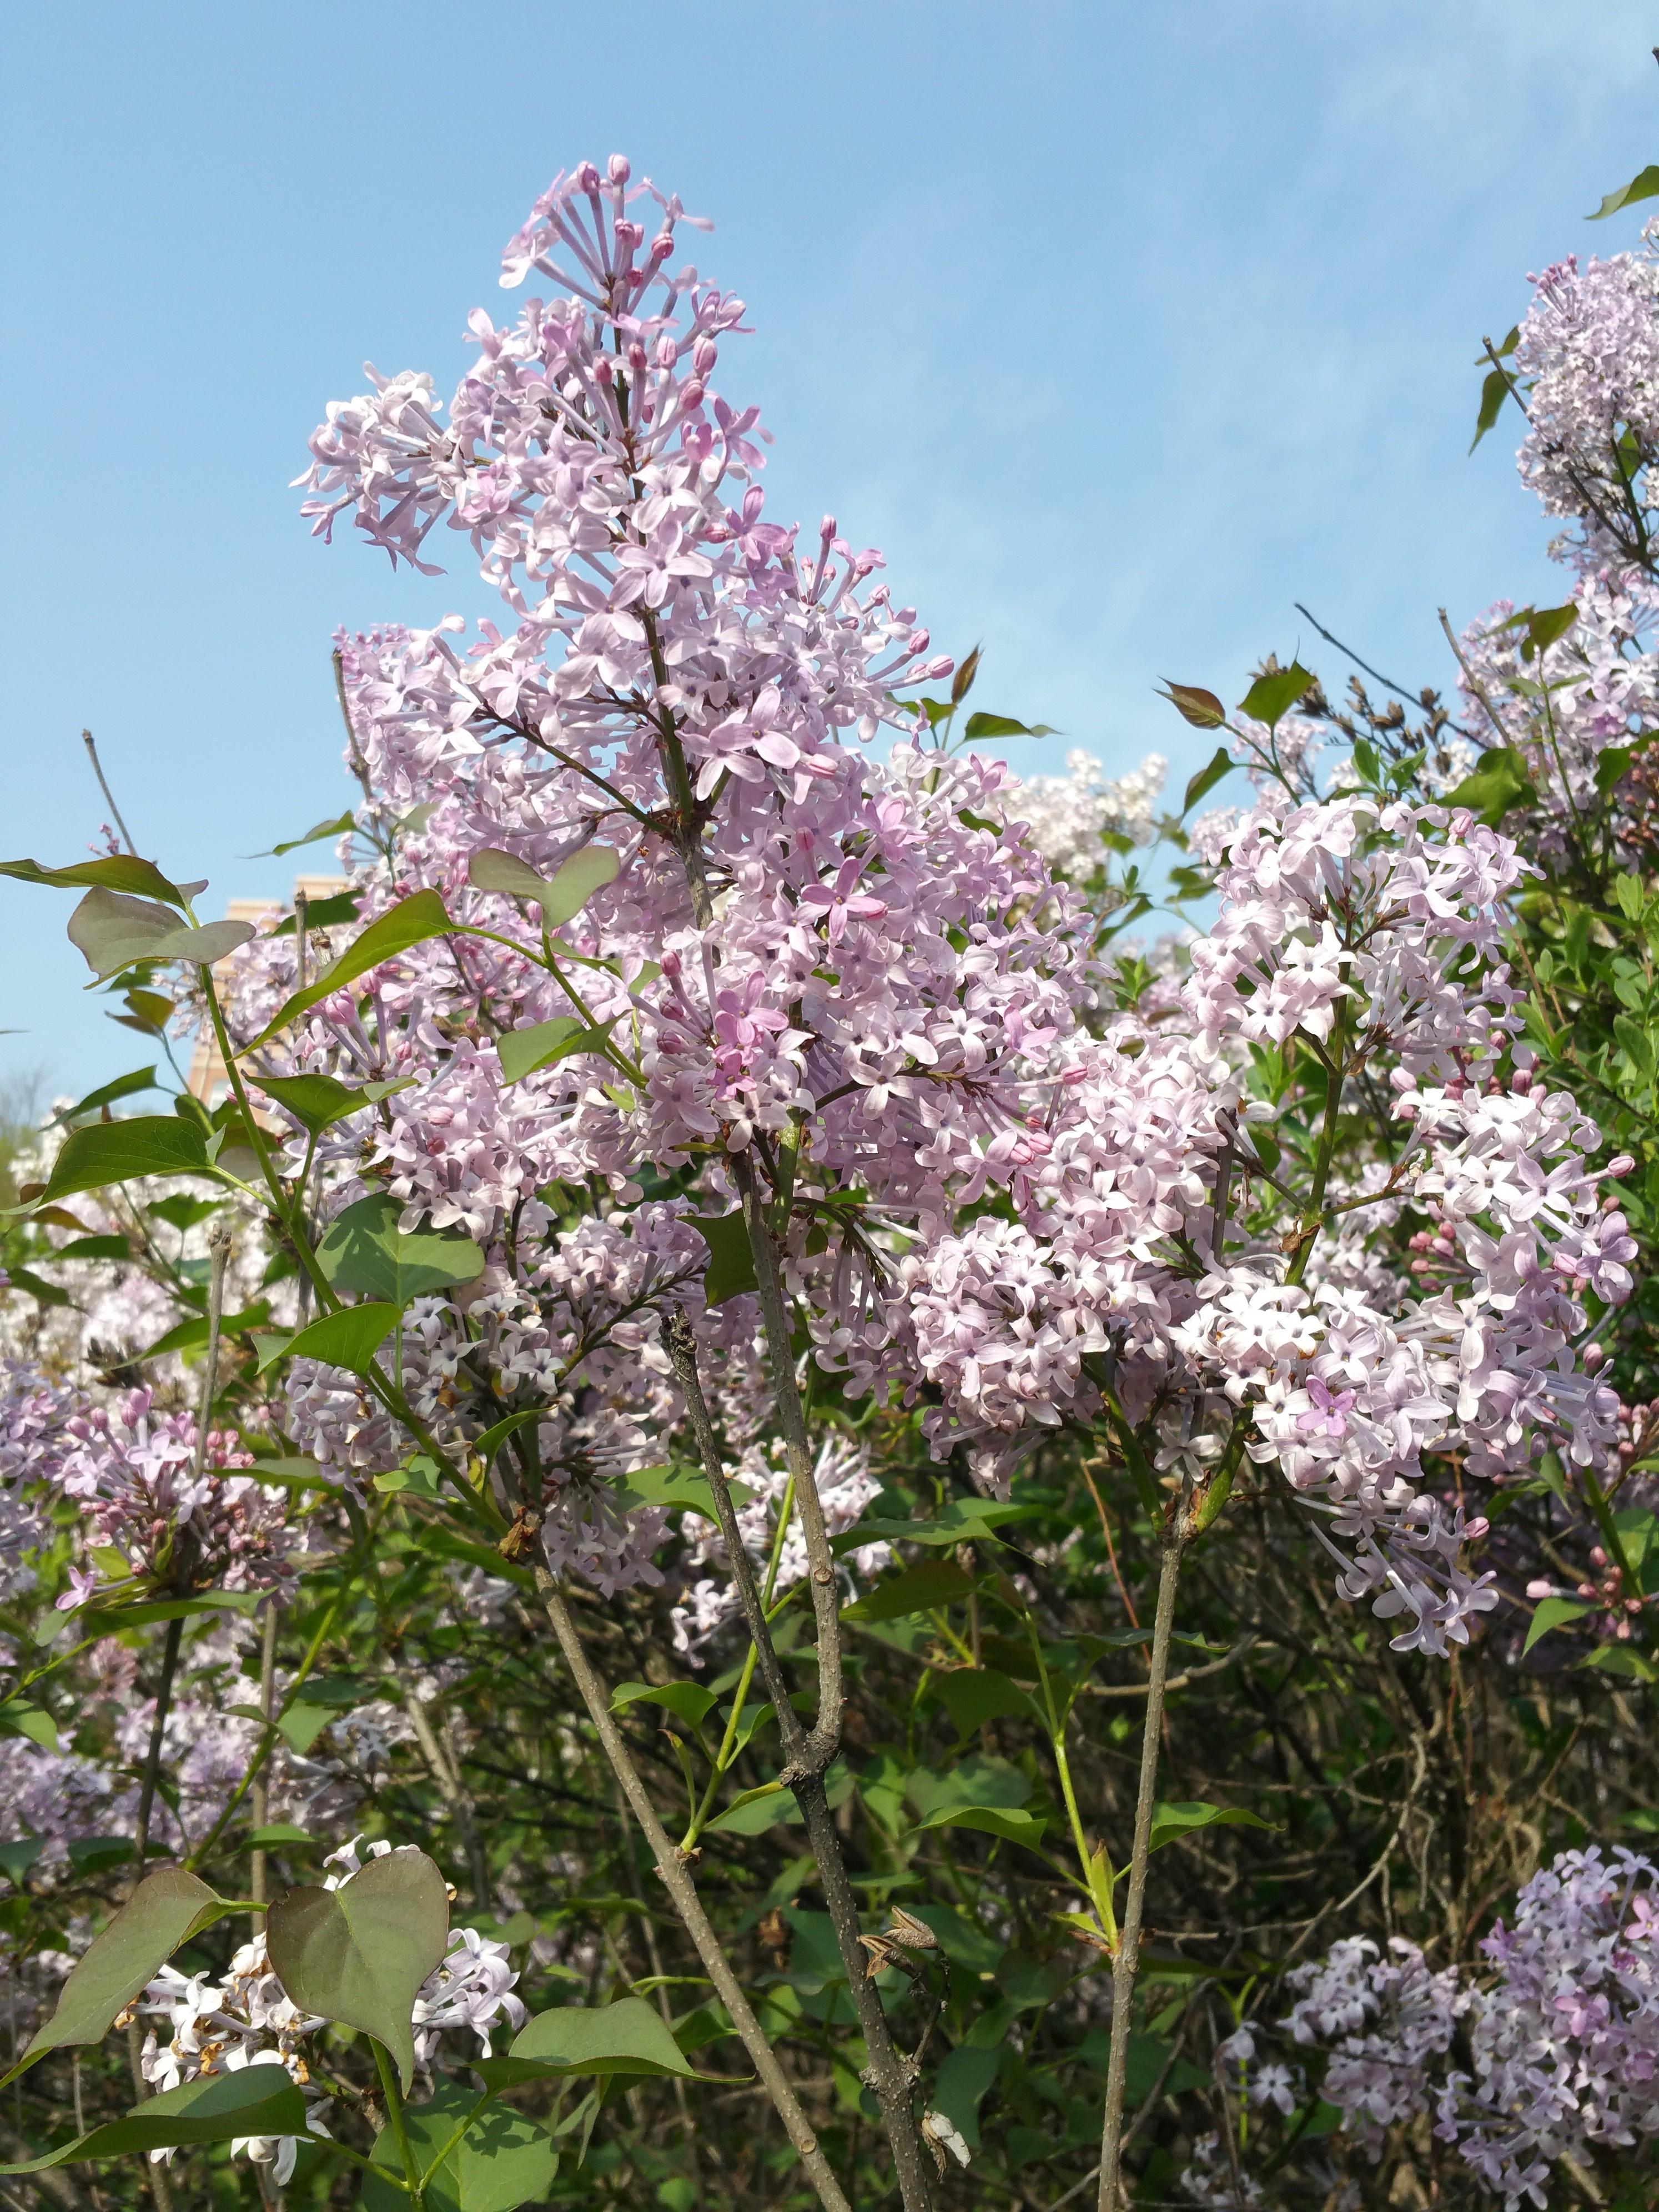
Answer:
1237 662 1314 730
0 2066 309 2172
490 1995 694 2081
254 1302 400 1379
316 1194 485 1305
498 1017 613 1083
254 811 358 858
843 1559 977 1624
467 843 622 929
1148 1801 1276 1854
914 1803 1048 1848
1182 745 1234 814
610 1680 720 1727
841 1499 1038 1549
0 1838 47 1887
255 1072 405 1134
691 1211 758 1306
31 1117 210 1206
51 1066 159 1126
14 1869 224 2074
248 889 454 1049
928 1668 1040 1739
1 854 185 903
361 2081 557 2212
0 1702 57 1752
267 1847 450 2092
67 888 255 979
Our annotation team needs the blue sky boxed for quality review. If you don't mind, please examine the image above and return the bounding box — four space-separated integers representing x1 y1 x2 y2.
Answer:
3 0 1656 1100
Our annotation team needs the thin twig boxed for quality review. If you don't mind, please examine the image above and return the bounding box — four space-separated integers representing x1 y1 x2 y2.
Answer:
534 1570 852 2212
1292 606 1419 706
1097 1528 1185 2212
80 731 138 857
665 1311 933 2212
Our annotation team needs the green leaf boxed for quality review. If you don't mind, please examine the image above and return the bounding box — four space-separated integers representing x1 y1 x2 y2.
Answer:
1523 1595 1593 1654
915 1802 1048 1848
269 891 363 936
139 1303 271 1361
112 988 177 1037
691 1211 759 1306
75 1592 260 1638
930 2044 1001 2150
31 1117 209 1206
1583 1643 1659 1683
1597 746 1639 797
0 854 185 903
361 2082 558 2212
930 1668 1040 1738
469 843 621 926
1614 872 1647 922
610 1463 753 1522
242 1824 316 1850
55 1233 133 1262
255 1072 396 1134
67 1837 146 1878
707 1781 796 1834
1159 683 1227 732
1588 164 1659 220
243 1457 338 1492
1470 365 1514 453
13 1868 224 2073
256 1302 400 1378
845 1499 1039 1548
1180 745 1234 815
51 1066 159 1126
842 1559 977 1623
1616 1015 1657 1083
1237 661 1314 729
611 1680 720 1728
500 1995 695 2079
265 1846 450 2094
66 888 255 980
0 2067 309 2173
316 1194 485 1306
0 1839 46 1887
247 889 454 1049
272 1703 336 1756
1148 1801 1276 1854
255 811 358 858
497 1016 596 1083
1443 745 1537 827
1525 602 1577 653
962 713 1057 741
2 1267 73 1308
0 1702 57 1752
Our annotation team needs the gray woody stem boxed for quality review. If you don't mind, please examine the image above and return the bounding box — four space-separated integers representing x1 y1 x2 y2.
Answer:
249 1597 279 1920
647 612 926 2205
729 1153 843 1764
665 1314 935 2212
534 1570 852 2212
1095 1527 1185 2212
123 1221 231 2205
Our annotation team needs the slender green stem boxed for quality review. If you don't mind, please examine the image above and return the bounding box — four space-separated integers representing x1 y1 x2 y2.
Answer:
1095 1532 1185 2212
419 2090 496 2191
371 2039 423 2207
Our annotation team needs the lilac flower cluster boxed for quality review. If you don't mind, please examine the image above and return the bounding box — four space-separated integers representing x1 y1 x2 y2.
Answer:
1211 1847 1659 2210
248 157 1640 1653
1512 228 1659 572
